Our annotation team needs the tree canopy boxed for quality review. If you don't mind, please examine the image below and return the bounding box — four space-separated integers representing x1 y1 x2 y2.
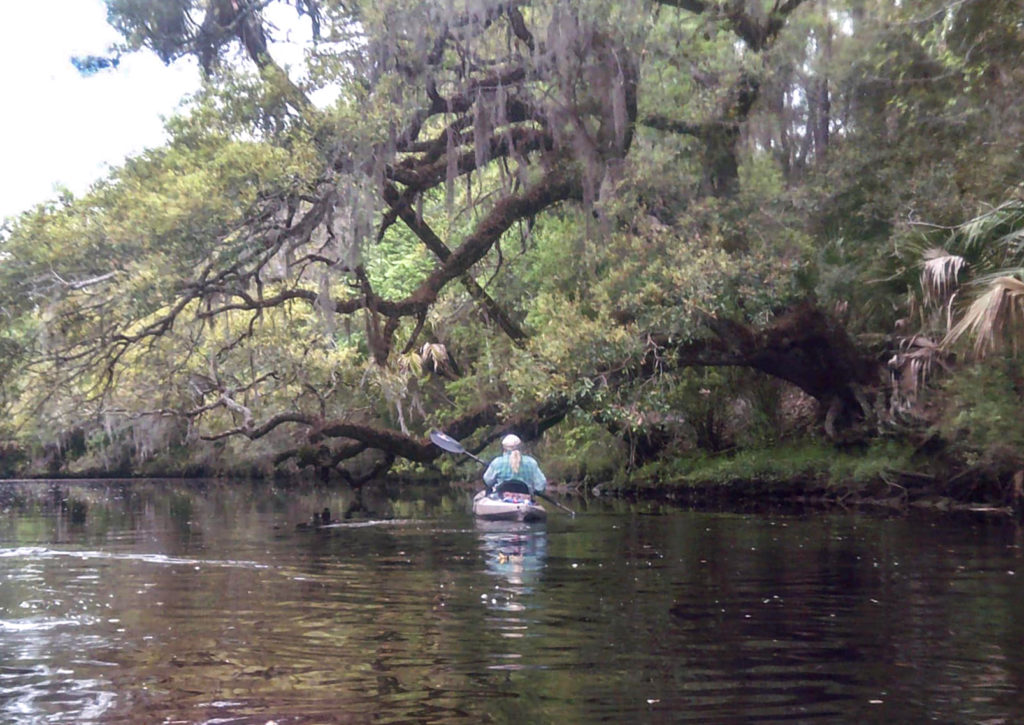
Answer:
3 0 1024 484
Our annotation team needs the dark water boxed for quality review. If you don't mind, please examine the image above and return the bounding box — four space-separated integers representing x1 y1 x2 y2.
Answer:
2 480 1024 723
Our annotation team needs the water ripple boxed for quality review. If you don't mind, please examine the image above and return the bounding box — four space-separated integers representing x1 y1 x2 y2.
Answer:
0 546 270 570
3 484 1024 723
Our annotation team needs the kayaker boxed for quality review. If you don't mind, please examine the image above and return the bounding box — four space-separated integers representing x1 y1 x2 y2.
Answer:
483 434 547 495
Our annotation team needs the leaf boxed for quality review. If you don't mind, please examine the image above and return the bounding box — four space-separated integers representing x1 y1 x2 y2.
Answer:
919 248 964 307
943 276 1024 358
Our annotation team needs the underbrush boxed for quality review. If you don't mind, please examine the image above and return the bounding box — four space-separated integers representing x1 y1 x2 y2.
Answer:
625 439 916 492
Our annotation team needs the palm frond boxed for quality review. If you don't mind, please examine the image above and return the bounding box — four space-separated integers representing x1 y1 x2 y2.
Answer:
971 267 1024 288
888 335 945 414
994 226 1024 256
420 342 449 372
957 200 1024 259
920 248 965 307
943 276 1024 358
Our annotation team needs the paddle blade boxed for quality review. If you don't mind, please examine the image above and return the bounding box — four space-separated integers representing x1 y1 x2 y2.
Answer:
430 430 488 465
430 430 467 454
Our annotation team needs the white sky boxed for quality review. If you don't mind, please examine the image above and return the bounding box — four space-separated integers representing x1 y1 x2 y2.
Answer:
0 0 200 221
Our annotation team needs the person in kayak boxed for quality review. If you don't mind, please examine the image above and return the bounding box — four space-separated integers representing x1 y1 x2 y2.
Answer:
483 434 547 495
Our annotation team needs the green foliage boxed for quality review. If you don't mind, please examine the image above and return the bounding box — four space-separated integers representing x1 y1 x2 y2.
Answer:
937 359 1024 458
106 0 193 63
634 440 914 490
491 418 628 485
368 225 436 298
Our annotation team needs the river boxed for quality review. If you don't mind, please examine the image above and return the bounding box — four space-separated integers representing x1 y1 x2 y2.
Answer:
2 479 1023 723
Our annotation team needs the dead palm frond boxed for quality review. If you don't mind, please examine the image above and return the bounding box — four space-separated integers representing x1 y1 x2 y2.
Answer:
420 342 450 373
920 249 965 334
943 276 1024 358
920 248 965 308
888 335 946 414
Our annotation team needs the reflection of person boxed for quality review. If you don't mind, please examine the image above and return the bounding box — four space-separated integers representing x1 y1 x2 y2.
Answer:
483 434 547 494
478 521 548 594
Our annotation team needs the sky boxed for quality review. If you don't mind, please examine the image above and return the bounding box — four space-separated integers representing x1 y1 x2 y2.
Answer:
0 1 200 220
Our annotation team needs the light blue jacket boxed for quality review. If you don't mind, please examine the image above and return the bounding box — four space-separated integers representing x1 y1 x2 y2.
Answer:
483 452 547 493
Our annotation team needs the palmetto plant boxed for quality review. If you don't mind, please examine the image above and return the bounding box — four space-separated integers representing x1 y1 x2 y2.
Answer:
938 199 1024 357
887 197 1024 414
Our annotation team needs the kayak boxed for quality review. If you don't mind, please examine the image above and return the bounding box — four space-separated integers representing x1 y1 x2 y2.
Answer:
472 480 547 523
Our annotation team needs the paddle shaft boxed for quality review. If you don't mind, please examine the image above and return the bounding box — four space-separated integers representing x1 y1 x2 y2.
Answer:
535 490 576 515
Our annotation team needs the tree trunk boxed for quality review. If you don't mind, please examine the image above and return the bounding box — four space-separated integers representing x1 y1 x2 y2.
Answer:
673 302 880 433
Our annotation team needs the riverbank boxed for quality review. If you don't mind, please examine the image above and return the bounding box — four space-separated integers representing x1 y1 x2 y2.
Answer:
5 437 1022 517
584 439 1024 517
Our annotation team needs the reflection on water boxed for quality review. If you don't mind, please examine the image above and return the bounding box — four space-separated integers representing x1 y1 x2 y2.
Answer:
2 480 1024 722
477 520 547 594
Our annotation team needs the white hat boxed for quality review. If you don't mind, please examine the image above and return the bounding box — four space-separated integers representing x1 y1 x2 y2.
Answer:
501 434 522 449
